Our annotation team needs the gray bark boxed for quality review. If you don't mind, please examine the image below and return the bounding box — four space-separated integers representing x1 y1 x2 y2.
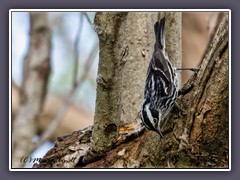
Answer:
90 12 128 157
86 12 159 163
120 12 157 124
165 12 182 86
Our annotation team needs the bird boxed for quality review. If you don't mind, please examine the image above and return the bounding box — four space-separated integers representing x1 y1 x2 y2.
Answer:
141 17 178 137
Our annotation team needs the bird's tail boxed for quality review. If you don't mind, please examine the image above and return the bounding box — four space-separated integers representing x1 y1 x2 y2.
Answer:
154 17 165 50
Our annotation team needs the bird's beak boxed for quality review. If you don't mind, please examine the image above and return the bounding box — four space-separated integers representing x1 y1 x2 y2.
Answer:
156 129 164 138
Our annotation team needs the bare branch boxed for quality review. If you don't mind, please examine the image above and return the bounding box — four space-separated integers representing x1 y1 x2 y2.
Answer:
72 13 83 88
82 12 93 25
12 12 51 168
32 42 98 153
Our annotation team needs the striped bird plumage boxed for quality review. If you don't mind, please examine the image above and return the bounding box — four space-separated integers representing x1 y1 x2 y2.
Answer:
141 17 178 137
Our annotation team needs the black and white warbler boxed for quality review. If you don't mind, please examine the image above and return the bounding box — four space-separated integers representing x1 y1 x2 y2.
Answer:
141 17 178 137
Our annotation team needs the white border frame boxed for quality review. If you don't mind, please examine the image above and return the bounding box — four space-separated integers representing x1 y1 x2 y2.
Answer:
9 9 231 171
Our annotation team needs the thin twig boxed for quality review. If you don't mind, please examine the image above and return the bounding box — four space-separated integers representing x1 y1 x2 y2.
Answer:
82 12 93 25
73 13 83 88
176 67 198 72
31 40 98 153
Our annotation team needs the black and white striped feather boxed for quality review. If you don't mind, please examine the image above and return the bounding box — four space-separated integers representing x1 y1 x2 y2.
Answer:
141 17 178 137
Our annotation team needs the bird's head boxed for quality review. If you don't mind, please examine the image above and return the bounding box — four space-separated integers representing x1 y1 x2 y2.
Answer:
141 100 164 138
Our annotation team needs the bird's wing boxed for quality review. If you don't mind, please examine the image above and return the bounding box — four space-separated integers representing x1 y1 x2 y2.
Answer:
144 50 174 110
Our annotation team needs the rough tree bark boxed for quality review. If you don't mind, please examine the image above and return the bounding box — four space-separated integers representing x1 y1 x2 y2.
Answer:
33 13 229 168
83 12 159 164
12 12 51 168
87 12 128 160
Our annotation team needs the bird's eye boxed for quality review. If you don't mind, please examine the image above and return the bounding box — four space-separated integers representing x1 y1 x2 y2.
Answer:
153 118 158 124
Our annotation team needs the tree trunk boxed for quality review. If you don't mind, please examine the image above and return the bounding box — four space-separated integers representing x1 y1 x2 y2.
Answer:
12 12 51 168
33 12 228 169
89 12 128 159
165 12 182 86
85 12 158 163
120 12 157 124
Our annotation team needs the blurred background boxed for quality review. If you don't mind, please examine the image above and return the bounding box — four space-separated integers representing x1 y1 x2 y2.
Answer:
11 11 220 168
